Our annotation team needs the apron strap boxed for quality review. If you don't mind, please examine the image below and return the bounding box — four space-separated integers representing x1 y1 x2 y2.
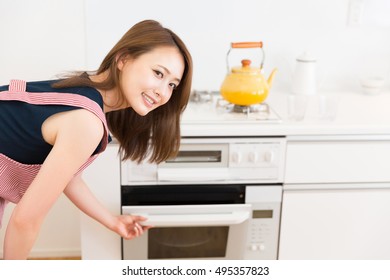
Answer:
9 79 27 92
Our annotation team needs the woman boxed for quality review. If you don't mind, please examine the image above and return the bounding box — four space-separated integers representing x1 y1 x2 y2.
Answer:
0 19 193 259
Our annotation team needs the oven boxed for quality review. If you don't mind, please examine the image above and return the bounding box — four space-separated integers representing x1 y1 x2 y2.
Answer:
120 137 286 260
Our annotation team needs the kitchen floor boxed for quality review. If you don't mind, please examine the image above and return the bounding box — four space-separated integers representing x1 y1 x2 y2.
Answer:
28 256 81 260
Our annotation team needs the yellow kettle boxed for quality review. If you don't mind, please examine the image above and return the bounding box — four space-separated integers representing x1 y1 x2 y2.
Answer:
220 42 277 106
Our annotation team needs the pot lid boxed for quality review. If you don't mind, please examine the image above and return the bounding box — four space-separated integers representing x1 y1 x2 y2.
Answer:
296 51 317 63
232 59 261 74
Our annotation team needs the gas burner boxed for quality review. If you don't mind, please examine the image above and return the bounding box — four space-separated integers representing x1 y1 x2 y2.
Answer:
216 98 271 119
233 103 270 115
190 90 219 104
182 92 282 124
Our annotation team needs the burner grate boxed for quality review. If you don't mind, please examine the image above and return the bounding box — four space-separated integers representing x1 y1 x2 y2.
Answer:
184 91 282 124
232 103 270 114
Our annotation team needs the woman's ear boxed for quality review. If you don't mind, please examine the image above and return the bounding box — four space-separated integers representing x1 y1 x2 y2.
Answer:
116 54 124 71
116 53 128 70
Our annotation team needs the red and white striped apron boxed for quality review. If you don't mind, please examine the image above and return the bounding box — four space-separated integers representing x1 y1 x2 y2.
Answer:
0 80 109 227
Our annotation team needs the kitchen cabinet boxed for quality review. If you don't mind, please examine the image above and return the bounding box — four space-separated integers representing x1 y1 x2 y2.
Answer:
279 136 390 259
279 185 390 259
284 136 390 184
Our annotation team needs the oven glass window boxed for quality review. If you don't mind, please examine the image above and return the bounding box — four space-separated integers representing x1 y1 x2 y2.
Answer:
166 150 222 163
148 226 228 259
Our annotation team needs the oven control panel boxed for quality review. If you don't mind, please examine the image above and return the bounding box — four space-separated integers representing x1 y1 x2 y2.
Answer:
244 186 282 260
229 143 280 167
227 142 284 181
121 137 286 185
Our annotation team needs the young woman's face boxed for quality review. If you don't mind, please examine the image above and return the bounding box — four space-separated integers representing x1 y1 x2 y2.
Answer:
117 46 185 116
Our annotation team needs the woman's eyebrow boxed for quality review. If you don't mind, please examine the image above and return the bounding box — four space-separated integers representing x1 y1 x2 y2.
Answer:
158 64 181 83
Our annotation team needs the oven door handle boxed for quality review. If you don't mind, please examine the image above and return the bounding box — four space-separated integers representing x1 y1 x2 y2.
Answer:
122 205 251 227
157 168 230 181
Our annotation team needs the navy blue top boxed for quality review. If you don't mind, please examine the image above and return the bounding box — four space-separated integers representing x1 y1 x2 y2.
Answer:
0 80 111 164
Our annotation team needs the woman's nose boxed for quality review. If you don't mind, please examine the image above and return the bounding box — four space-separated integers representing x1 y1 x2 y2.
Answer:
154 86 170 102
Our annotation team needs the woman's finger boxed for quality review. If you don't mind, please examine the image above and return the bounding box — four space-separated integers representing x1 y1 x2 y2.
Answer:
135 222 144 235
132 215 148 222
132 223 140 237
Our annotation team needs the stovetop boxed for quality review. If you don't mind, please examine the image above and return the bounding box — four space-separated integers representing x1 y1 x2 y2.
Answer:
181 91 282 124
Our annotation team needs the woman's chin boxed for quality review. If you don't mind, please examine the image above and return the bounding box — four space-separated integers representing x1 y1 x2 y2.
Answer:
134 107 150 116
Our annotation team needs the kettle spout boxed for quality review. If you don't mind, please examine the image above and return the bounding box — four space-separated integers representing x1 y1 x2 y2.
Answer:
267 68 278 89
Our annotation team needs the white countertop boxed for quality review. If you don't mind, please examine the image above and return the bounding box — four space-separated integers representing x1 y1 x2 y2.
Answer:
181 90 390 137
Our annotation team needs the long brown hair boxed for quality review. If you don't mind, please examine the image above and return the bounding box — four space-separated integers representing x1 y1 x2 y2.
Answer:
53 20 193 163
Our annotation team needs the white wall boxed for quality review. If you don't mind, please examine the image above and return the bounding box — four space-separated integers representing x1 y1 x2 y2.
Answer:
0 0 390 258
0 0 86 258
85 0 390 93
0 0 86 84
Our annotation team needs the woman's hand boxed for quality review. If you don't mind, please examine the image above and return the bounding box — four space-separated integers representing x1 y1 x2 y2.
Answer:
64 176 151 241
112 215 152 240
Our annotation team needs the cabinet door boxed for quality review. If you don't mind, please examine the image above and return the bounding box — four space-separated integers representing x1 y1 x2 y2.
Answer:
279 185 390 259
285 139 390 183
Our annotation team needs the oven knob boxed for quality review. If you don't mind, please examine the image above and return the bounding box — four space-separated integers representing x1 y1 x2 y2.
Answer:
259 243 266 251
264 150 274 163
248 151 258 163
232 151 242 163
250 244 258 251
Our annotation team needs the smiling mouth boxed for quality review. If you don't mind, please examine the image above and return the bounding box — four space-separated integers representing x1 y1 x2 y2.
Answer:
142 93 156 106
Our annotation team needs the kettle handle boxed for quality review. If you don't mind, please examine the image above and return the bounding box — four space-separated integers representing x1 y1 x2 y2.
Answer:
231 42 263 49
226 41 265 73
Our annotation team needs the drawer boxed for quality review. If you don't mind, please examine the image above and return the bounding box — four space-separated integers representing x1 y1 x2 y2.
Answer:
285 139 390 183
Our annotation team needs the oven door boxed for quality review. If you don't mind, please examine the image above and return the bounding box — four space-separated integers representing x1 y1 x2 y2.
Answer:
122 204 251 260
121 184 250 260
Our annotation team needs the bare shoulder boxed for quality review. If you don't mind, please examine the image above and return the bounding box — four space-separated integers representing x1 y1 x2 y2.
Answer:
42 109 104 149
65 109 104 140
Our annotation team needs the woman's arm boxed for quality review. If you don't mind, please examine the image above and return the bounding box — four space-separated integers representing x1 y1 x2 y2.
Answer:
3 109 103 259
64 175 149 239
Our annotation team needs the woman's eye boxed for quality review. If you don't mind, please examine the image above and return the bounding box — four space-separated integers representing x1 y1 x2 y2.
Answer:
154 70 163 78
169 83 177 90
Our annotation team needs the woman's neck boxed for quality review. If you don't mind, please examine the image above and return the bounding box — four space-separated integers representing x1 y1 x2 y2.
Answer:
89 71 127 113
